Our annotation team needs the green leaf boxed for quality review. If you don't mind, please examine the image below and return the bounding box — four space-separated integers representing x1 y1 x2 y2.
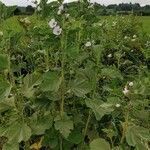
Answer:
126 125 150 150
90 138 110 150
54 114 74 138
102 129 116 139
0 97 15 113
0 77 11 100
1 120 31 143
65 45 79 59
85 99 114 120
67 130 83 144
70 76 92 97
40 71 62 92
2 142 19 150
101 66 123 80
42 128 59 149
0 54 9 71
30 111 53 135
22 72 42 98
93 45 103 64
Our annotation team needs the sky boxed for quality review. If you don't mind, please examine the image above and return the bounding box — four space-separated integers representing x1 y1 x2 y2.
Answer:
0 0 150 6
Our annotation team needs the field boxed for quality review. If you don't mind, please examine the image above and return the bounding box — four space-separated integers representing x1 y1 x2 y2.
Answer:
140 16 150 33
1 16 150 34
101 16 150 34
0 2 150 150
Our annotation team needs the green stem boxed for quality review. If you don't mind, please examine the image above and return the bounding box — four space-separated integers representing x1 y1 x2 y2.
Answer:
59 135 63 150
60 17 66 118
60 60 65 117
83 110 91 138
45 48 49 71
120 106 129 144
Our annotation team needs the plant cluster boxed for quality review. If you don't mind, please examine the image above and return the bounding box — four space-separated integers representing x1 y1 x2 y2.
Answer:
0 1 150 150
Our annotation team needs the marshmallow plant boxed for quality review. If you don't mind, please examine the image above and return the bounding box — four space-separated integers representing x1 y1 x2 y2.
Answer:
0 1 149 150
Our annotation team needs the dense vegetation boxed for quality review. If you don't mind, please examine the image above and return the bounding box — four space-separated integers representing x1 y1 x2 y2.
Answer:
0 0 150 150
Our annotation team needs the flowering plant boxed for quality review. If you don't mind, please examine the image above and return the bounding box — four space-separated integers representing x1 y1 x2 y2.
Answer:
0 0 149 150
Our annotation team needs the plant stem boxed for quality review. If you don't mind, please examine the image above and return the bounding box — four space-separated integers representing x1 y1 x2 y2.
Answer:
59 135 63 150
79 110 91 149
83 110 91 138
45 48 49 71
60 17 66 118
120 106 129 144
60 60 65 117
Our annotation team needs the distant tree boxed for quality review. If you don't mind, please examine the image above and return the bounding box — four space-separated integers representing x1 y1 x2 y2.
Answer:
107 4 117 10
143 5 150 10
132 3 140 10
26 5 35 15
117 3 132 11
14 8 21 15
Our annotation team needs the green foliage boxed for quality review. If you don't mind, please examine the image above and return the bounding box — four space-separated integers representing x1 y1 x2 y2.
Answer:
126 125 150 150
30 112 53 135
40 71 62 92
54 114 74 138
85 99 114 120
0 78 11 100
0 54 9 71
0 120 31 145
0 0 149 150
90 138 111 150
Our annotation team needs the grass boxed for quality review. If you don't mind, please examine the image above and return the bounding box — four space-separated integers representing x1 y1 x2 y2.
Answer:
139 16 150 34
0 16 25 33
100 15 150 34
0 15 150 34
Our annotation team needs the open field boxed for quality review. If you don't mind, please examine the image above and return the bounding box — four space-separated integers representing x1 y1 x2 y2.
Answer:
0 15 150 34
140 16 150 33
100 16 150 34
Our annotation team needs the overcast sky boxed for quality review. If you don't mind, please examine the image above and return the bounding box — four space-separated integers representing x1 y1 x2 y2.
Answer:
0 0 150 6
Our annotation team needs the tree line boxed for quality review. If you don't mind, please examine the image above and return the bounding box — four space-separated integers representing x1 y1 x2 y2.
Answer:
0 1 150 19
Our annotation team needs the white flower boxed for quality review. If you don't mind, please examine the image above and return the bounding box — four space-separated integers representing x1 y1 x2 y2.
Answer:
24 17 31 25
123 86 129 95
9 93 13 97
85 41 92 47
46 0 51 4
145 41 150 47
0 31 3 36
133 35 137 38
131 50 134 52
107 54 112 58
53 26 62 35
116 104 121 108
99 23 103 27
59 5 64 11
37 6 42 11
48 19 57 29
57 5 64 15
129 82 133 87
124 36 128 39
112 21 117 26
65 13 70 18
57 9 61 15
131 39 136 42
